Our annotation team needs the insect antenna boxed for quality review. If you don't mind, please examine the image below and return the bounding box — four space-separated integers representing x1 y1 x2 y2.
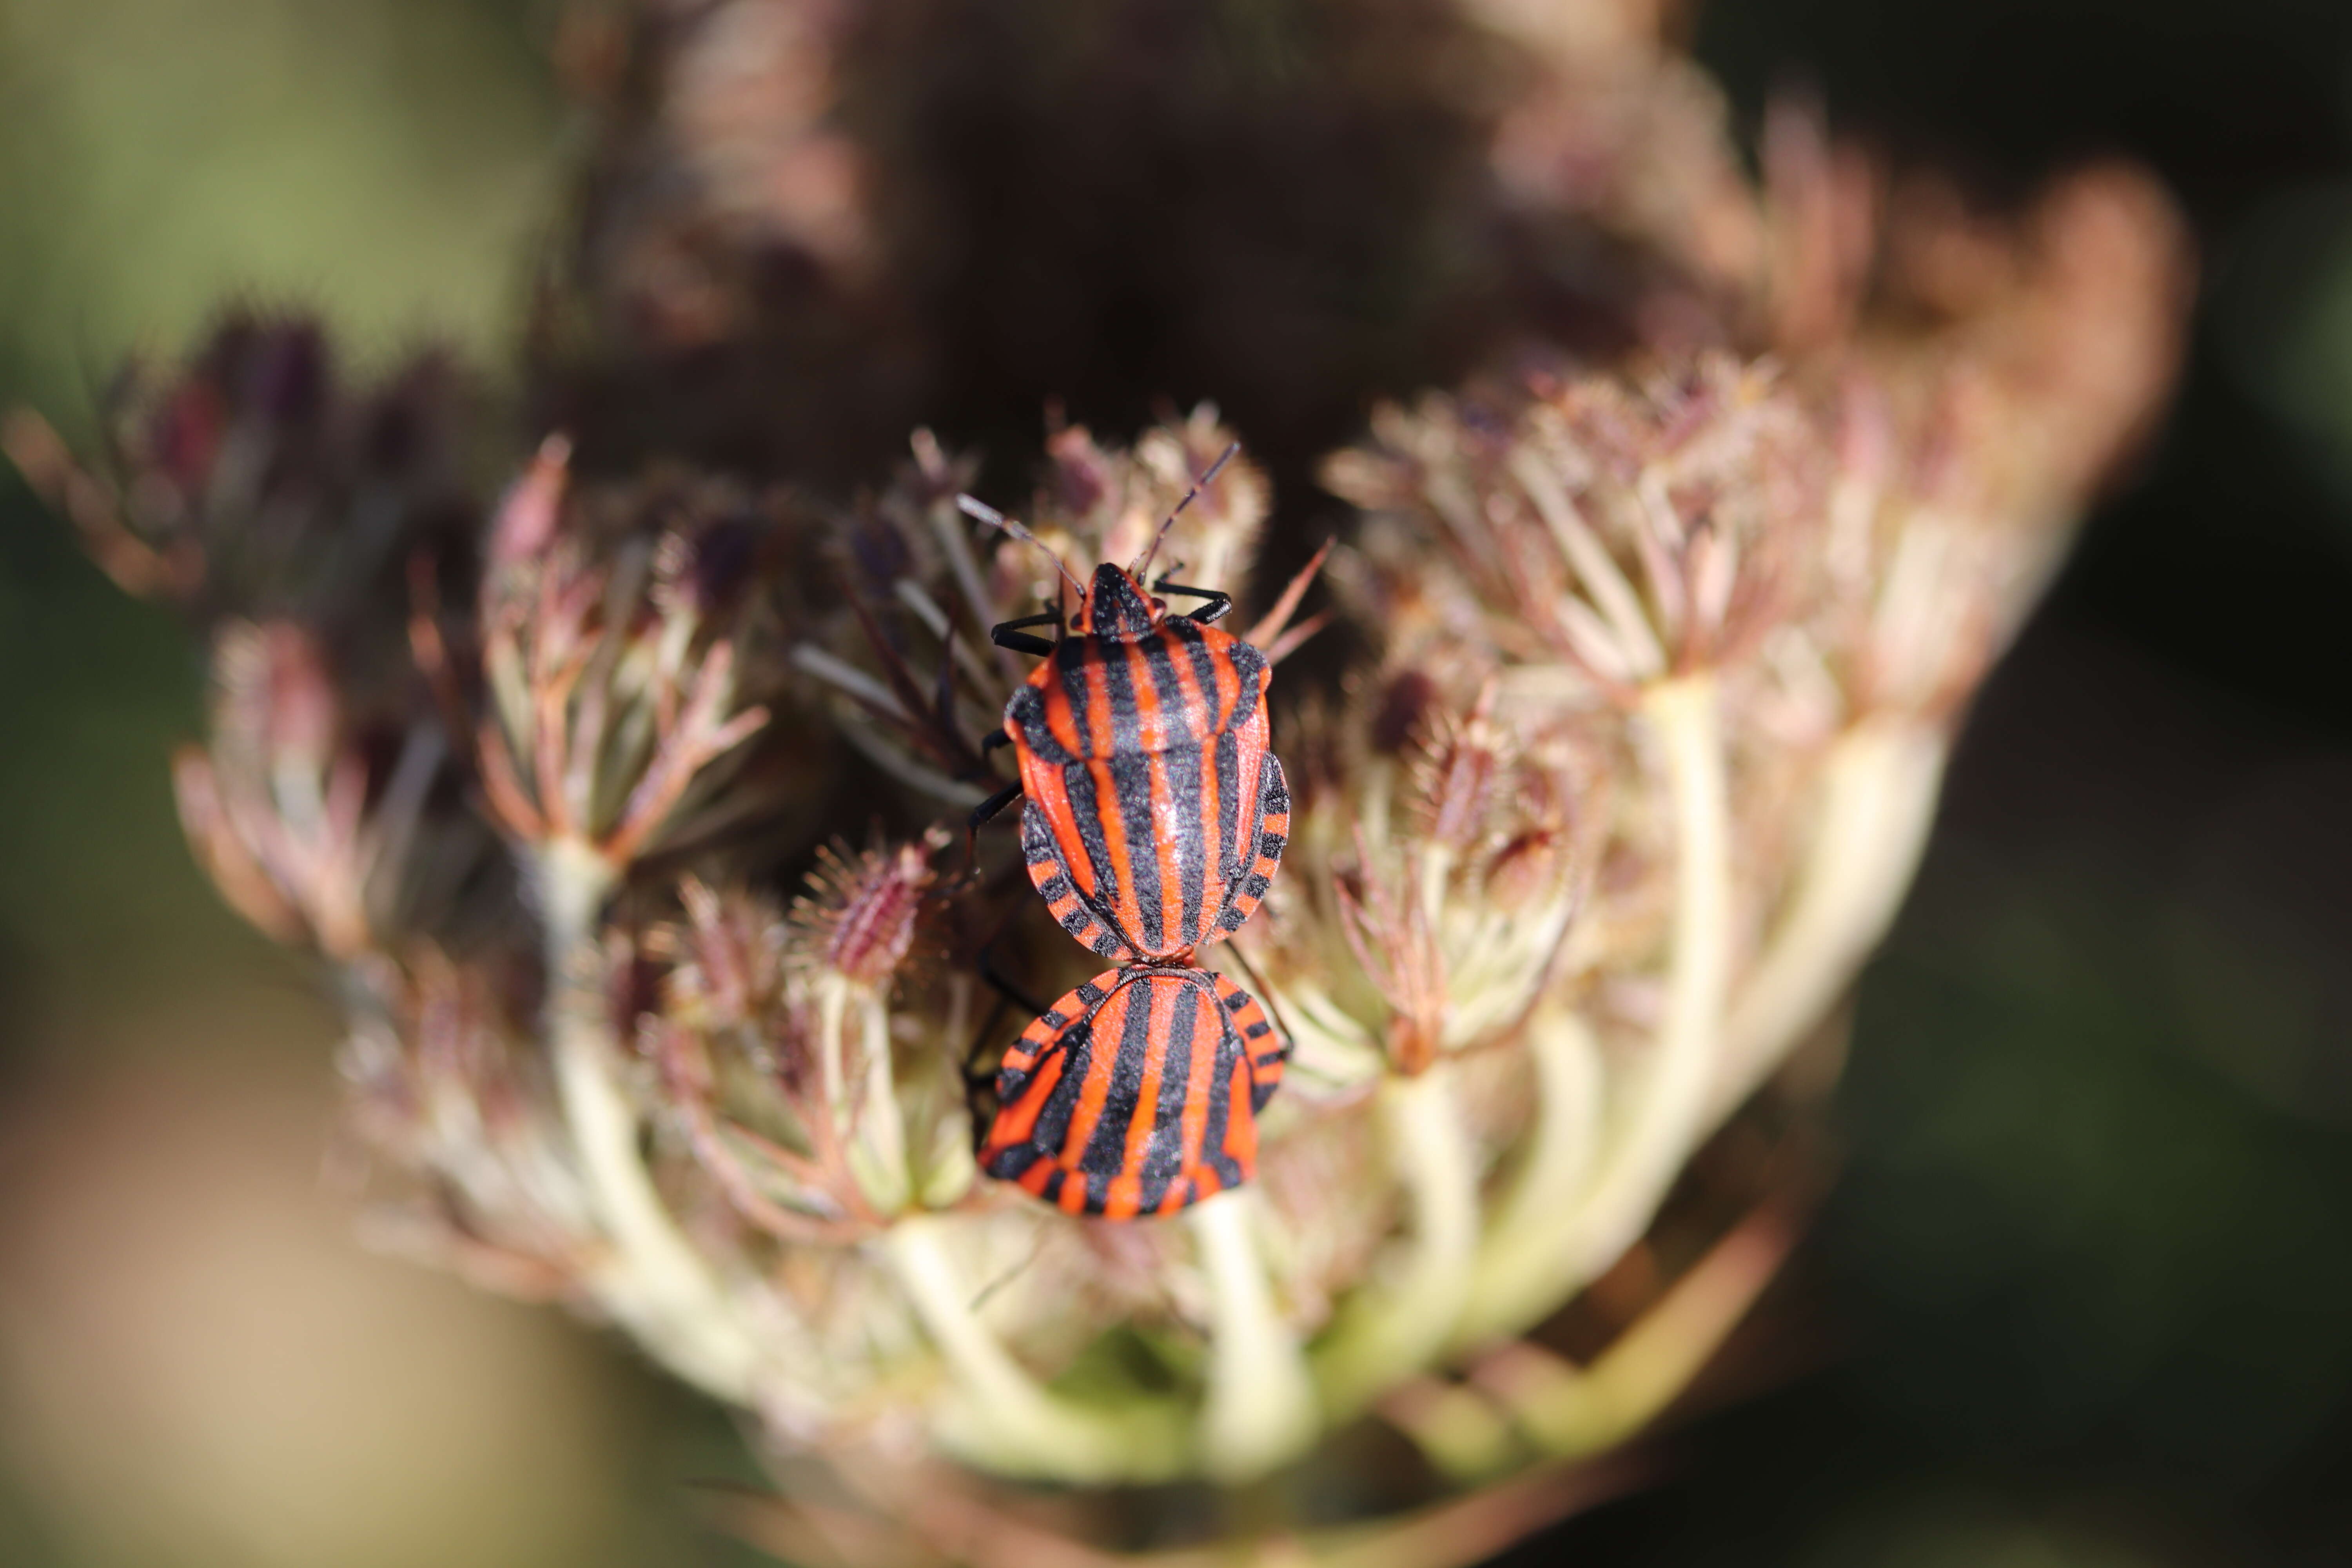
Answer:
956 494 1088 605
1131 441 1240 581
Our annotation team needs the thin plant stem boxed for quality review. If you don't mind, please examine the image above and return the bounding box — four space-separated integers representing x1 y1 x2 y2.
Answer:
848 983 912 1213
1450 1006 1606 1349
538 835 761 1401
1471 1202 1794 1460
1192 1188 1318 1480
883 1214 1187 1483
1716 715 1945 1118
1310 1065 1480 1418
1510 447 1667 681
1537 673 1733 1293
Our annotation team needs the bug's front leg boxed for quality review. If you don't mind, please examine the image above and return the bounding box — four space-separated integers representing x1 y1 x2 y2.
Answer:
964 780 1024 874
990 610 1060 655
1151 578 1233 624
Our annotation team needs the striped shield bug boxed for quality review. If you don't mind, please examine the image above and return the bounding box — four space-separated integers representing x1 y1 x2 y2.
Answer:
958 446 1318 966
977 964 1288 1218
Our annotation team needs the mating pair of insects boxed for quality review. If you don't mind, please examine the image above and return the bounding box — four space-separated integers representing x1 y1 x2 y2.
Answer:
958 448 1308 1221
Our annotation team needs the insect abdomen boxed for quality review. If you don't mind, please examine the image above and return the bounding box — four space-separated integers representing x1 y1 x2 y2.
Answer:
978 966 1281 1219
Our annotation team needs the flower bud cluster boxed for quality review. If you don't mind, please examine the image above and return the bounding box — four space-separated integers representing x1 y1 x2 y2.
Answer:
462 437 815 883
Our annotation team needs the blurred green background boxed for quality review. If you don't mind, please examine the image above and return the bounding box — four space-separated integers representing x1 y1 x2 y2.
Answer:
0 4 755 1566
2 2 2350 1566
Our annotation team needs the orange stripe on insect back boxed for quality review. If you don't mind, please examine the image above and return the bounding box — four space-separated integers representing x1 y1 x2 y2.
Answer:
1103 978 1179 1218
1210 625 1249 728
1034 665 1085 759
1234 679 1270 756
1122 637 1167 749
1058 982 1129 1175
1220 1053 1260 1174
1023 759 1099 900
1082 651 1117 760
986 1047 1068 1149
1228 751 1262 892
1162 632 1226 915
1116 639 1187 952
1149 764 1189 960
1234 695 1270 865
1159 630 1219 748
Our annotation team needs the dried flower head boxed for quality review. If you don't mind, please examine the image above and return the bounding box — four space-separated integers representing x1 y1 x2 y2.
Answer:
454 436 826 900
5 312 486 641
173 620 501 960
21 6 2198 1566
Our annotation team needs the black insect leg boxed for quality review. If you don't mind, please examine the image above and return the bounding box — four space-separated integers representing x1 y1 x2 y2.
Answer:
990 610 1060 656
1152 579 1233 624
964 780 1023 875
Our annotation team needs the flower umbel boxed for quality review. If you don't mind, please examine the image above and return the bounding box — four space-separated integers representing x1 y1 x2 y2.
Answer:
15 4 2195 1565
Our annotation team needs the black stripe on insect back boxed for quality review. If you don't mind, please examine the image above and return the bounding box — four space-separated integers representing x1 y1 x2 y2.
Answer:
1169 619 1225 727
1212 726 1243 882
1089 564 1158 639
1005 684 1065 764
1137 634 1210 943
1098 635 1167 951
1078 976 1158 1208
1171 626 1243 872
1134 628 1196 738
1062 759 1119 901
1107 751 1164 951
1135 972 1205 1212
1024 1016 1093 1173
987 1141 1038 1180
1165 741 1208 945
1053 638 1097 757
1096 616 1147 752
1198 1017 1245 1194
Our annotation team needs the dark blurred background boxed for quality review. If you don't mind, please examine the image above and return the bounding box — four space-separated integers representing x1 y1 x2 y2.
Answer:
2 2 2348 1566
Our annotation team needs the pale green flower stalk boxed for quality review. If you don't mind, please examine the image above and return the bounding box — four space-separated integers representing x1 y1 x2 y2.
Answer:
10 3 2193 1562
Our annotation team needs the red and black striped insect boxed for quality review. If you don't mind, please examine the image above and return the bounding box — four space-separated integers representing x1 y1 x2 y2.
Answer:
976 963 1287 1218
952 446 1324 1216
958 448 1295 967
